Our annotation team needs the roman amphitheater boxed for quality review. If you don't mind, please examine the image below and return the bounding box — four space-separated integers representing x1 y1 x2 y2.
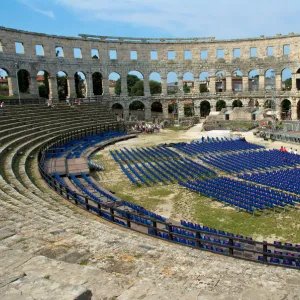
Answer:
0 26 300 300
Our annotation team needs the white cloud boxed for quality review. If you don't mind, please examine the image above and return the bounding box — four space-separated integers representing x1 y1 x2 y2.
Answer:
19 0 55 19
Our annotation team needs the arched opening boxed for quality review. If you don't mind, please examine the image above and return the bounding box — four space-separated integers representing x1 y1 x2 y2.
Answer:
265 69 275 90
37 71 50 98
151 101 163 118
296 69 300 91
57 71 68 100
112 103 123 118
167 72 178 94
264 100 272 109
248 70 259 91
74 72 86 98
127 71 144 96
200 100 211 117
282 68 292 91
216 100 226 111
0 68 9 96
232 100 243 108
129 101 145 120
297 101 300 120
109 72 121 96
92 72 103 95
281 99 291 120
216 71 226 92
199 72 209 93
248 99 259 107
183 72 194 94
184 100 194 116
232 70 243 92
149 72 162 95
17 69 30 94
168 101 177 118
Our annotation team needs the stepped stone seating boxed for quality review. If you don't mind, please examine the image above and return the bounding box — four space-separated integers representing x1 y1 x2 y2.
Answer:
0 101 300 299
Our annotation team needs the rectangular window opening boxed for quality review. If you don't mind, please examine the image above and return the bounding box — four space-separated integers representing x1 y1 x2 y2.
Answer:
55 46 64 57
91 48 99 59
267 46 274 56
233 48 240 58
283 44 290 55
36 44 44 56
109 49 117 60
217 49 224 59
168 50 175 60
150 50 158 60
184 50 192 60
74 48 82 59
200 50 208 60
130 50 138 60
15 42 24 54
250 47 257 57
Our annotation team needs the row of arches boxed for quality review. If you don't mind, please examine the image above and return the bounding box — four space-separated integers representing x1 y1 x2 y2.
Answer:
1 67 299 98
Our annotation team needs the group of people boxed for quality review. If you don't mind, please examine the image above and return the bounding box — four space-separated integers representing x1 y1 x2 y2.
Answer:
132 123 162 134
280 146 298 155
47 98 82 108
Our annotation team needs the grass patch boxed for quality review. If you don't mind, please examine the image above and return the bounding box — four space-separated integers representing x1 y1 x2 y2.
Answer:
167 126 187 131
79 259 89 266
44 275 50 280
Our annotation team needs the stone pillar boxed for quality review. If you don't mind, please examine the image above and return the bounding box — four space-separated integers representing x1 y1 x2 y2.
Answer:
49 77 58 99
177 76 183 94
178 100 184 119
209 77 216 93
193 78 200 94
162 101 169 119
30 76 39 96
102 77 109 95
121 76 128 96
143 77 150 96
226 76 232 92
8 76 18 96
242 77 248 92
123 108 129 120
68 77 76 98
276 74 282 91
259 75 265 91
211 105 217 112
291 104 297 120
145 107 151 121
161 77 167 95
194 100 200 116
292 73 297 92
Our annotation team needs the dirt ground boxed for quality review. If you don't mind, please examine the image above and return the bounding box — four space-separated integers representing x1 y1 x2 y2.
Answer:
93 124 300 243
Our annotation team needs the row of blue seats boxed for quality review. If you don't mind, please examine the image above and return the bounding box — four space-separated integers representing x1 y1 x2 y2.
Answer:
239 168 300 195
201 149 300 173
258 256 300 267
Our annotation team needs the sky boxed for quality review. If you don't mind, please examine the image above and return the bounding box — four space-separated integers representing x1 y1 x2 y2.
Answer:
0 0 298 81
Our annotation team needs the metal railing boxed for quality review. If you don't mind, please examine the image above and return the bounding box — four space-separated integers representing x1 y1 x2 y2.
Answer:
37 125 300 270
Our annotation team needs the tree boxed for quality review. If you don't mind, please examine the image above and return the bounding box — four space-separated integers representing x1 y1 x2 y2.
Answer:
216 100 226 111
183 83 190 94
127 74 140 94
149 80 162 95
130 80 144 96
75 73 84 98
115 78 121 95
42 72 50 98
38 84 48 98
283 78 292 91
200 84 208 93
18 70 30 93
57 75 68 100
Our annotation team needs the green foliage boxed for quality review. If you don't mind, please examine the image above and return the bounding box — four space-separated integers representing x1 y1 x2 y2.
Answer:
75 73 84 98
282 78 292 91
184 104 193 116
92 73 103 95
115 78 121 95
200 84 208 93
43 72 50 98
130 80 144 96
38 84 48 98
57 75 68 100
18 70 30 93
216 100 226 111
183 83 190 94
149 80 161 95
0 85 8 91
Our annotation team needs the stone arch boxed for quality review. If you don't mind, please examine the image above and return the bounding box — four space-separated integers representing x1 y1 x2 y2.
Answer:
248 70 259 91
109 72 121 95
265 69 275 90
112 103 123 118
57 71 69 100
215 71 226 92
128 71 144 96
199 72 209 93
0 68 10 96
281 99 291 120
129 100 145 120
92 72 103 96
232 100 243 108
151 101 163 119
184 100 194 116
297 100 300 120
281 68 292 91
37 70 50 98
296 68 300 91
74 71 86 98
167 72 178 94
216 100 226 111
17 69 31 94
183 72 194 94
232 70 243 92
200 100 211 117
149 72 162 95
